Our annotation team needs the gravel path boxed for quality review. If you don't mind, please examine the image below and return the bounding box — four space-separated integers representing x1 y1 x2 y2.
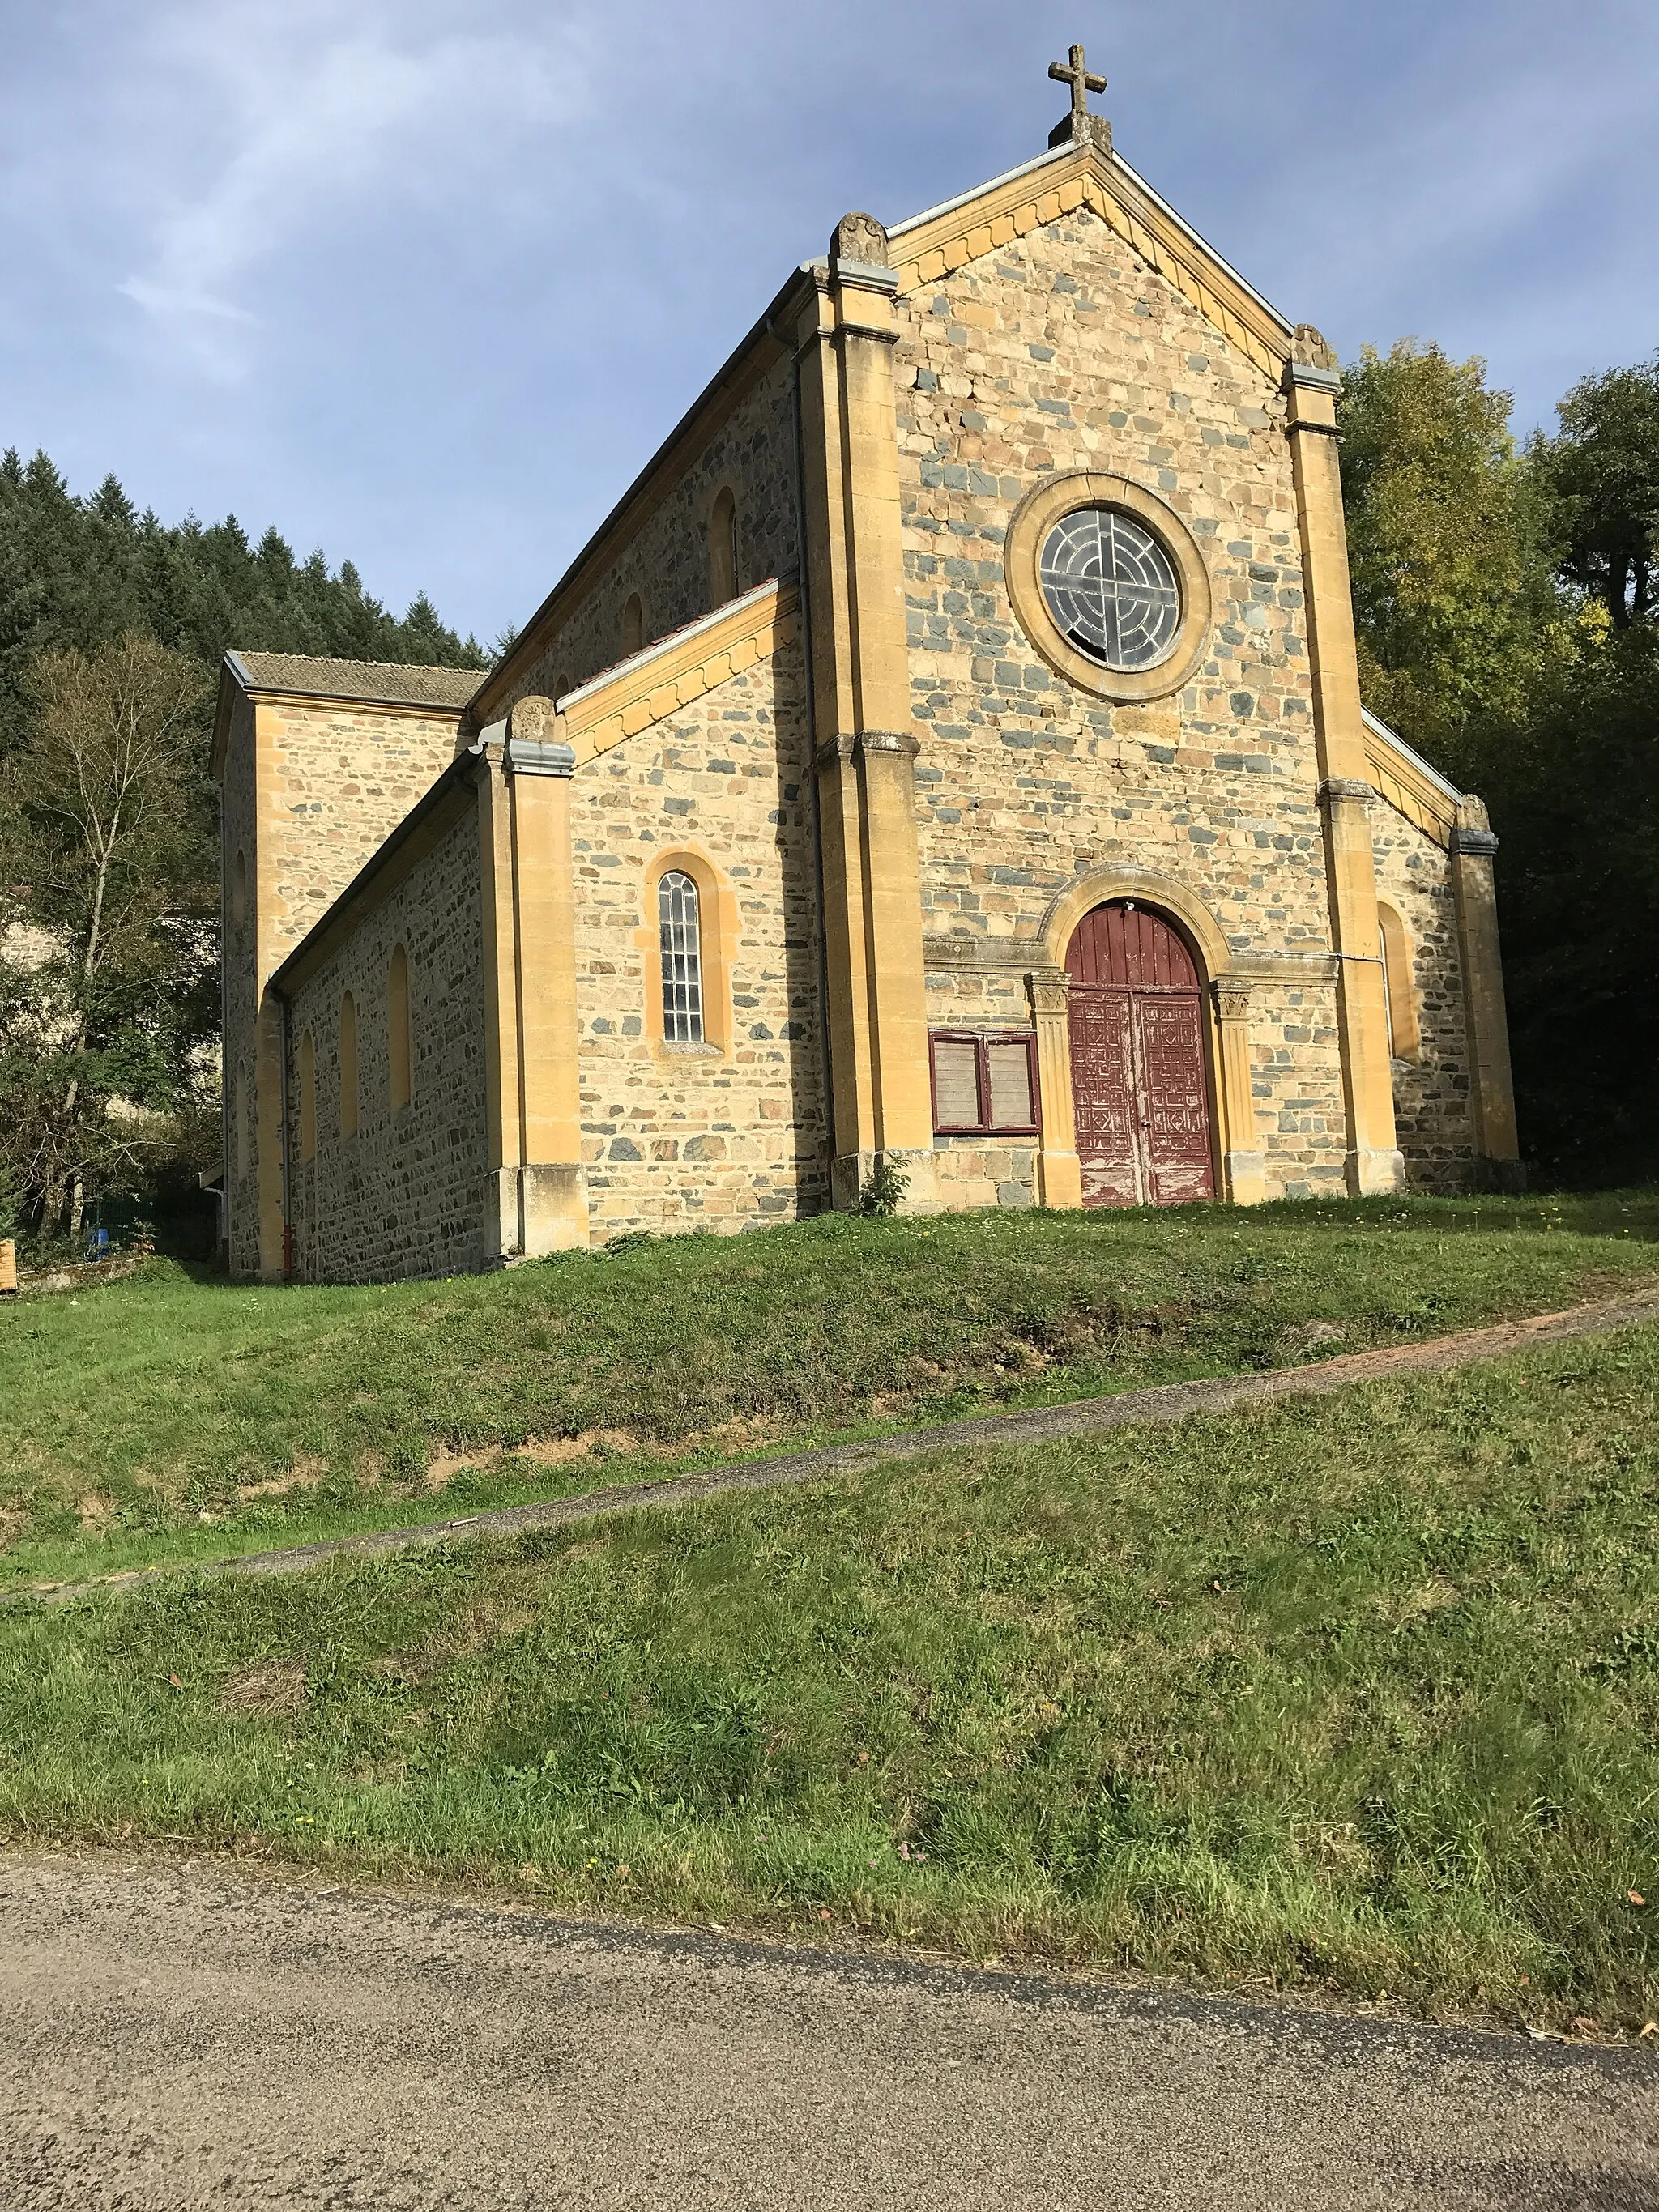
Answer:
1 1848 1653 2210
11 1284 1659 1611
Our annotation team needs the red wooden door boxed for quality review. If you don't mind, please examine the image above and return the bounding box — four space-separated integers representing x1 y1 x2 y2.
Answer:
1066 901 1215 1206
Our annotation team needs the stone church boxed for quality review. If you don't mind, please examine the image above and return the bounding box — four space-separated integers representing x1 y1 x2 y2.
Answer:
213 53 1520 1282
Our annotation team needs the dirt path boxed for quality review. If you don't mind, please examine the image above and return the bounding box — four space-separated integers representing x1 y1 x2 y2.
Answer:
0 1848 1651 2210
13 1284 1659 1610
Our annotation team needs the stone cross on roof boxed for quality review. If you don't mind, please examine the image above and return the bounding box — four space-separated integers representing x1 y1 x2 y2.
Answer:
1047 40 1111 153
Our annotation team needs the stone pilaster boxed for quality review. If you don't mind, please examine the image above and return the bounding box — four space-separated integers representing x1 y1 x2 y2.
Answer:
1211 978 1265 1205
1026 970 1082 1209
1451 796 1524 1187
501 700 589 1254
798 213 936 1209
1284 329 1403 1196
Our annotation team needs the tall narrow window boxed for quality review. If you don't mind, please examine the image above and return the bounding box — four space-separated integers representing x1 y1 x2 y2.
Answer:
1376 902 1420 1062
710 487 738 603
621 592 645 658
388 943 412 1110
659 871 704 1042
339 991 359 1140
299 1029 317 1161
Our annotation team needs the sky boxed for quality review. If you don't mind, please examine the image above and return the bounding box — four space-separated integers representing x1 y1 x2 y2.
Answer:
1 0 1655 649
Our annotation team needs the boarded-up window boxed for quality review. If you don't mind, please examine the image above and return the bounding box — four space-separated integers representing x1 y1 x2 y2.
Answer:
929 1032 1040 1135
931 1038 981 1128
339 991 359 1140
986 1039 1038 1128
389 943 412 1111
621 592 645 658
710 487 738 603
1377 902 1420 1062
299 1029 317 1162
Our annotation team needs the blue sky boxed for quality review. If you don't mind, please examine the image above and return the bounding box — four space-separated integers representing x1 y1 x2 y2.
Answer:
2 0 1654 648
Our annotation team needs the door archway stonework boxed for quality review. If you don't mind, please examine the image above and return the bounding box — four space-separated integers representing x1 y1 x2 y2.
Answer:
1030 868 1265 1208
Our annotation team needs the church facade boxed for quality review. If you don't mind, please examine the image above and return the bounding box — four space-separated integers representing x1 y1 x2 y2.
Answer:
213 72 1520 1282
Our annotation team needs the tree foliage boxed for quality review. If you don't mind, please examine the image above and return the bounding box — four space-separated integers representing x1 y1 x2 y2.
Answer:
1338 339 1562 779
0 453 486 1243
1548 355 1659 628
1339 342 1659 1183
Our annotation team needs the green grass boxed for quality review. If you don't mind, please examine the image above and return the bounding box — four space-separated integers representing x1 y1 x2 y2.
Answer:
3 1189 1657 1589
2 1317 1654 2032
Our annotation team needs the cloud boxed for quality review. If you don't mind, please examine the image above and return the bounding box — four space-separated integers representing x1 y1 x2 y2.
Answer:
116 0 590 373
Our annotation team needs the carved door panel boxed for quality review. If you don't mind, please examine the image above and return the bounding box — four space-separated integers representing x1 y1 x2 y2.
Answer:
1137 992 1214 1203
1069 987 1141 1205
1066 901 1215 1208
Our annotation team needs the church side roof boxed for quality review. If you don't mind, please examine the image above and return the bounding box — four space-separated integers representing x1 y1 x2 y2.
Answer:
1361 707 1464 850
224 652 483 711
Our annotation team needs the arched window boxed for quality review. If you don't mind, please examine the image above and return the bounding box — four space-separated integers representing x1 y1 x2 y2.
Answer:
621 593 645 658
231 848 248 928
299 1029 317 1161
659 870 704 1043
1377 902 1420 1062
388 943 412 1110
339 990 359 1139
709 487 738 604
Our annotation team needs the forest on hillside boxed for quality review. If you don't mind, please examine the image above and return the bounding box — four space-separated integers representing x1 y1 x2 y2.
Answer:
0 341 1655 1251
0 456 488 1247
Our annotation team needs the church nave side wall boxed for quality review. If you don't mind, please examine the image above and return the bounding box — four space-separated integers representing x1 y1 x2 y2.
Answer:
284 808 490 1283
893 204 1351 1196
505 356 801 712
1371 812 1478 1191
569 635 828 1237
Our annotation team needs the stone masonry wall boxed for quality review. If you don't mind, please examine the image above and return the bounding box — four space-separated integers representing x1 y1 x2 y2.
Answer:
894 203 1350 1197
570 633 828 1236
220 693 465 1272
285 803 489 1282
503 355 801 709
1371 808 1476 1191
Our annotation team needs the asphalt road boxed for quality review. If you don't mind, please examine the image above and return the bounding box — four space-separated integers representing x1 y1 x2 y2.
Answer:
0 1850 1653 2210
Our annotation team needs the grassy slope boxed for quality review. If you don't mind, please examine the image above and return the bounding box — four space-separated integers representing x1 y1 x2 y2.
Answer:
3 1190 1657 1588
2 1315 1654 2031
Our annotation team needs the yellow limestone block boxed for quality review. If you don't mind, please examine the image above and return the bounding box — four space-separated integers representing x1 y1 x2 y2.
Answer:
700 651 733 689
941 237 968 271
917 248 947 283
647 683 680 722
621 701 652 737
897 263 919 292
1013 202 1038 233
675 670 705 709
966 224 993 259
1037 192 1062 223
728 636 758 674
991 215 1015 246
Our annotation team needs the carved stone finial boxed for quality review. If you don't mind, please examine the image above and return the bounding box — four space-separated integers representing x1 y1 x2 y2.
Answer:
1292 324 1337 372
830 211 890 269
507 693 555 744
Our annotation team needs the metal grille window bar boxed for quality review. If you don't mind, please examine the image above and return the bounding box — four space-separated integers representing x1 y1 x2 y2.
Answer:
659 870 704 1042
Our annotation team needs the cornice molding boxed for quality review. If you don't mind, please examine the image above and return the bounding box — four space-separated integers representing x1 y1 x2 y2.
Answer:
890 141 1294 383
558 577 800 767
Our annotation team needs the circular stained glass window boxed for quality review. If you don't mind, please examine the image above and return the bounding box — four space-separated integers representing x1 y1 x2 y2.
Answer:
1038 506 1182 671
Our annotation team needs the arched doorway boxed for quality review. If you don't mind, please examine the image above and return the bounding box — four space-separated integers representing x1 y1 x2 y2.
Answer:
1066 900 1215 1206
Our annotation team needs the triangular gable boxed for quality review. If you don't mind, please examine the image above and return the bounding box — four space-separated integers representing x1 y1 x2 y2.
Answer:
888 138 1294 383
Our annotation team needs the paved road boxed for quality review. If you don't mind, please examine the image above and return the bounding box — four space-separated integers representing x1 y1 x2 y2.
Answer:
0 1852 1653 2210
